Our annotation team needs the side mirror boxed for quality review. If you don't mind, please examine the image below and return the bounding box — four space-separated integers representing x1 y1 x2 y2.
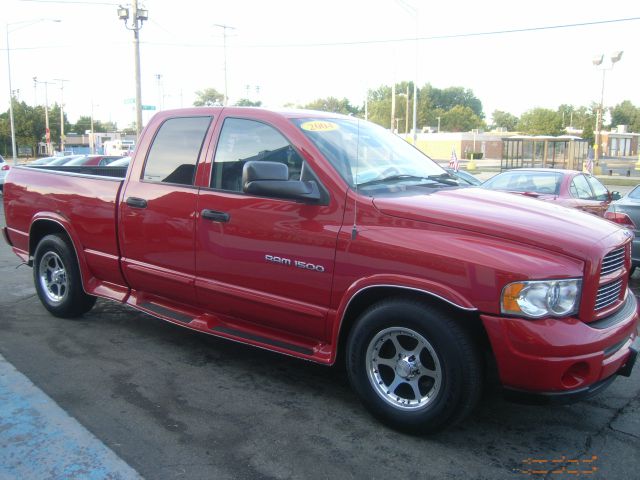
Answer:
242 161 321 203
610 191 621 201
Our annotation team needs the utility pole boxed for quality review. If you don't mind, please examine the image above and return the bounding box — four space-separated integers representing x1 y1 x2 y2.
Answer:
90 101 96 154
34 77 54 156
54 78 68 153
391 83 396 132
405 84 409 134
214 24 235 106
118 2 148 138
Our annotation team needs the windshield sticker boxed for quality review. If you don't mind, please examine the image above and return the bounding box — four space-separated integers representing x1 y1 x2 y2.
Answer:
300 121 339 132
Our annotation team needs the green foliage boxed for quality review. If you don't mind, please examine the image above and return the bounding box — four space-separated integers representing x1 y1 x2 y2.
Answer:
491 110 518 131
234 98 263 107
365 82 483 132
440 105 485 132
304 97 361 116
70 116 116 134
610 100 640 133
193 88 224 107
425 85 484 119
517 108 563 136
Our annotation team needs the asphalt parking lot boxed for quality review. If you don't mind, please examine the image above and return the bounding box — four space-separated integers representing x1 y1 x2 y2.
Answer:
0 202 639 480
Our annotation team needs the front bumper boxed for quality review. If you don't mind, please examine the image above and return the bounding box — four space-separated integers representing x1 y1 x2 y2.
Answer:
481 292 639 396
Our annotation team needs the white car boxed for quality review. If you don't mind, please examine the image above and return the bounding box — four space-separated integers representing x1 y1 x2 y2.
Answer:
0 154 9 192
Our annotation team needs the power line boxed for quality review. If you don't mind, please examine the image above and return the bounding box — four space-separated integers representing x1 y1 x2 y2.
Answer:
2 15 639 52
233 16 640 48
18 0 119 5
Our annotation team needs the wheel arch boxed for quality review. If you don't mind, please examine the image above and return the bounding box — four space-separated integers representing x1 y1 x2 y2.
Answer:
334 285 490 366
29 216 89 292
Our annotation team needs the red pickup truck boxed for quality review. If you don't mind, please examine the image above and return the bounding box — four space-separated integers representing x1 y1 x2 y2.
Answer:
3 108 639 433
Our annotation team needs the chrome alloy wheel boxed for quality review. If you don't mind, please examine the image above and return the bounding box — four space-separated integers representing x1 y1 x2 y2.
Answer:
366 327 442 410
38 251 68 304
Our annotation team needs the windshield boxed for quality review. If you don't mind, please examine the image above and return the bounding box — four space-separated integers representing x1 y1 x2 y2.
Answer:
292 118 445 189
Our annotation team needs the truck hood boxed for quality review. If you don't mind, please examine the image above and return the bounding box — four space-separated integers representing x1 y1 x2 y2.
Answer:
372 187 626 259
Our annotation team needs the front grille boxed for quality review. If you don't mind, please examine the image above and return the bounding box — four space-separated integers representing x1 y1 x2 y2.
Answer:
595 279 623 310
601 247 625 276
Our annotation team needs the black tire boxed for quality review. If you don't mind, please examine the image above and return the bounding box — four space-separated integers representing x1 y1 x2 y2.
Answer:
33 234 97 318
630 266 636 277
346 298 482 434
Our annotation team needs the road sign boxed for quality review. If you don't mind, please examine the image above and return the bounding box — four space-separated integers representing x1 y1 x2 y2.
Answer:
124 98 135 104
141 105 156 111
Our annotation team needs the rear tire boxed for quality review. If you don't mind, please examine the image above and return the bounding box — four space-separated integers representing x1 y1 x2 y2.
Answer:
33 234 96 318
346 299 482 434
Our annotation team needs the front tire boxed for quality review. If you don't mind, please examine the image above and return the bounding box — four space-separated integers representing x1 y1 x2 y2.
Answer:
346 299 482 434
33 234 96 318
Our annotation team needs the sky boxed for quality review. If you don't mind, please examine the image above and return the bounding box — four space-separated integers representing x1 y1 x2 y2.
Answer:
2 0 639 130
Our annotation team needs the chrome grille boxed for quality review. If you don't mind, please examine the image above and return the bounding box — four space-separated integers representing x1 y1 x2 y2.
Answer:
595 279 623 310
600 247 625 276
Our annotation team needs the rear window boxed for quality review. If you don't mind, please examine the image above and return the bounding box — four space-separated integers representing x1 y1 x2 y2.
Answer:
482 171 562 195
142 116 211 185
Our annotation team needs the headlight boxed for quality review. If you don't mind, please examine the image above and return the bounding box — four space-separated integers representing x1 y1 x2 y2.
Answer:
501 279 581 318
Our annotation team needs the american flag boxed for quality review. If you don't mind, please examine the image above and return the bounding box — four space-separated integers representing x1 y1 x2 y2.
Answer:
585 147 594 174
448 146 459 171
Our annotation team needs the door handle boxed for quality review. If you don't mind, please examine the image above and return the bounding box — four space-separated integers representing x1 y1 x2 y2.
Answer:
201 209 230 223
126 196 148 209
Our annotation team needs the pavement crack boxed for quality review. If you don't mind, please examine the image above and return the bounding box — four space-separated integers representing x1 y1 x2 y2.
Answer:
542 392 639 480
0 293 37 307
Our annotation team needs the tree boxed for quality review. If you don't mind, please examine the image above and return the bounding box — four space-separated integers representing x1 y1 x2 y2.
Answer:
440 105 485 132
71 116 115 134
491 110 518 131
425 85 484 119
304 97 361 116
193 88 224 107
610 100 640 133
517 108 563 136
234 98 262 107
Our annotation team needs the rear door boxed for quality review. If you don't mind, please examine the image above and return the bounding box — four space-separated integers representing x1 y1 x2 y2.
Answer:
119 115 213 304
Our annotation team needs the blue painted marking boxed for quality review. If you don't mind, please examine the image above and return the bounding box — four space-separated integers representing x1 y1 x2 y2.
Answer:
0 354 142 480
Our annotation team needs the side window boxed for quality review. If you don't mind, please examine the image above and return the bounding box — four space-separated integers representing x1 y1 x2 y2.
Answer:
211 118 303 191
586 176 609 201
570 175 594 200
142 116 211 185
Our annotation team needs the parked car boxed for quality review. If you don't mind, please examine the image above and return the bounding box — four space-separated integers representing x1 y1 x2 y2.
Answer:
606 185 640 273
29 156 60 166
444 167 482 186
0 154 9 192
44 155 87 166
106 157 131 167
481 168 619 217
64 155 125 166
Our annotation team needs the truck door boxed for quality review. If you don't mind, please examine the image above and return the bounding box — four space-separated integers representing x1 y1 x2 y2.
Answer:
119 115 213 305
195 117 343 341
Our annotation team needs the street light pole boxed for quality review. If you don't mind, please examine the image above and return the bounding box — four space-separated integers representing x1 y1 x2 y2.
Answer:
5 24 17 164
592 51 623 169
54 78 68 153
118 2 148 139
6 19 60 163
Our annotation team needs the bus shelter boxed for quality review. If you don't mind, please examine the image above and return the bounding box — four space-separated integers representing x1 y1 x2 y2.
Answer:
501 135 588 171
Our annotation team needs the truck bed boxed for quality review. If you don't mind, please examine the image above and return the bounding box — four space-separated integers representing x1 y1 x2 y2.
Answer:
3 165 128 300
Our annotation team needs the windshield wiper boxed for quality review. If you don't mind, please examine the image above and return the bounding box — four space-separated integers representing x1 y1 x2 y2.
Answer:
357 174 429 187
425 173 459 186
